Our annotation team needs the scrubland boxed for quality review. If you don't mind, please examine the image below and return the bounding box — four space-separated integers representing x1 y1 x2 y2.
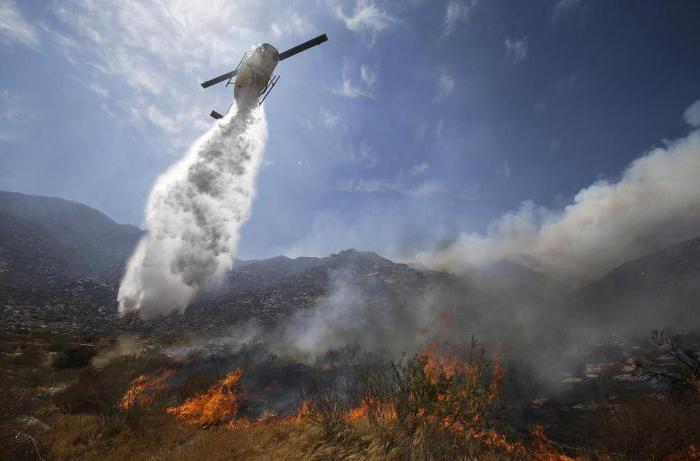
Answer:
1 332 698 461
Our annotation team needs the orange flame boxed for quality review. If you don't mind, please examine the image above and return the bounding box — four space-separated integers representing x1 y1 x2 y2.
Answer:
345 397 397 423
227 399 315 430
529 425 575 461
166 369 245 427
120 369 174 411
286 399 314 424
157 351 575 460
666 444 700 461
421 342 502 429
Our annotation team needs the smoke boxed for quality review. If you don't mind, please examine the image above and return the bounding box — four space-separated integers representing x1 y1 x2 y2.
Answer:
424 123 700 284
93 335 147 368
257 106 700 376
119 94 267 318
231 266 486 364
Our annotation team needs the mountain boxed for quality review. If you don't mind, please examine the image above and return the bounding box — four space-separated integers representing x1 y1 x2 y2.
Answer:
574 236 700 327
223 255 325 293
189 249 488 329
0 210 84 286
0 191 142 281
460 259 570 306
2 190 699 337
0 191 488 335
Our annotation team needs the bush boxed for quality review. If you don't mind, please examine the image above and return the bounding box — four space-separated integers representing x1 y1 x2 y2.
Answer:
51 344 97 369
0 381 47 461
55 352 175 417
301 340 518 460
598 394 700 460
55 367 119 415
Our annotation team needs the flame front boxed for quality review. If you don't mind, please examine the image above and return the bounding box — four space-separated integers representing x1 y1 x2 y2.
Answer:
167 369 245 427
123 353 575 459
120 369 175 411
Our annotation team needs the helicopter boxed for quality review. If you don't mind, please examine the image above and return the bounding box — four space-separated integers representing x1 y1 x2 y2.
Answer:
200 33 328 118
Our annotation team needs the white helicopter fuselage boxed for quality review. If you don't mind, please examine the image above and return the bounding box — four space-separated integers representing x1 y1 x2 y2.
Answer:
201 33 327 118
234 43 279 108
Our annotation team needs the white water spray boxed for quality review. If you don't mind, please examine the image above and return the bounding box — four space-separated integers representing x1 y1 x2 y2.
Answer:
119 95 267 318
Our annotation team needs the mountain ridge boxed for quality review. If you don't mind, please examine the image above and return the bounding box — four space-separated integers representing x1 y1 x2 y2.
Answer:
2 190 699 335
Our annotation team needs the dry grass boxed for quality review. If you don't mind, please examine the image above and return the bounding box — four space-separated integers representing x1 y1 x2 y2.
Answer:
38 342 538 461
5 333 699 460
597 394 700 460
43 414 519 461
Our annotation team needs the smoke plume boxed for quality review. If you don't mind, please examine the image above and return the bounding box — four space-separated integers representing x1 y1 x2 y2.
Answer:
119 96 267 318
424 122 700 284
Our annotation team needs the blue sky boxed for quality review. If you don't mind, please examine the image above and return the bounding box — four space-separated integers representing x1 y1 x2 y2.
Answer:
1 0 700 260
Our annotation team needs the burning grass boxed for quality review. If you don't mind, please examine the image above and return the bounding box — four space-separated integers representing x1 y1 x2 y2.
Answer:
120 369 175 411
4 332 695 460
166 369 245 427
110 340 576 459
331 341 574 460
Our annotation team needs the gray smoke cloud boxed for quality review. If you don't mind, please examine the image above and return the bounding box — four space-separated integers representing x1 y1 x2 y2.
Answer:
169 101 700 394
118 94 267 318
423 115 700 284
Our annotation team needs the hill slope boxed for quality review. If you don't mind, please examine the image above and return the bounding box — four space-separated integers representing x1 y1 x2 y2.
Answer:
0 191 142 280
574 236 700 327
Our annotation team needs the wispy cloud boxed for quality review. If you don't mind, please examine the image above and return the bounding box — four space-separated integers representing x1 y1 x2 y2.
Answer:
336 177 445 197
417 119 445 140
335 62 378 99
360 64 377 88
334 0 397 45
455 183 487 201
503 160 511 180
351 142 379 168
0 0 40 49
48 1 313 151
553 0 583 18
552 0 590 23
87 82 110 102
505 36 528 64
0 89 29 142
270 10 309 38
410 162 429 176
442 0 478 37
319 106 340 129
433 68 455 103
0 89 22 122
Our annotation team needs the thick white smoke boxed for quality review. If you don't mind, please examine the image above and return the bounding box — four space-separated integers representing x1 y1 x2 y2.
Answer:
119 95 267 318
424 109 700 284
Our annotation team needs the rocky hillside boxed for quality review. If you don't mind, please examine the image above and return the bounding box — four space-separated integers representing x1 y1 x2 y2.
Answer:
574 236 700 327
190 249 489 330
0 211 84 286
2 190 699 337
0 191 142 281
0 191 488 335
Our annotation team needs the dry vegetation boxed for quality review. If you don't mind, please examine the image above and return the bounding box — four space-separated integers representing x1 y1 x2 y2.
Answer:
1 333 699 460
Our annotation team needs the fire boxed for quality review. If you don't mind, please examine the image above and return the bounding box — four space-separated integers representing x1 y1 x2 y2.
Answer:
152 351 574 460
336 343 574 460
529 425 575 461
345 397 396 423
666 444 700 461
420 342 502 430
120 369 174 411
167 369 245 427
421 341 503 396
286 399 314 424
227 399 315 429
